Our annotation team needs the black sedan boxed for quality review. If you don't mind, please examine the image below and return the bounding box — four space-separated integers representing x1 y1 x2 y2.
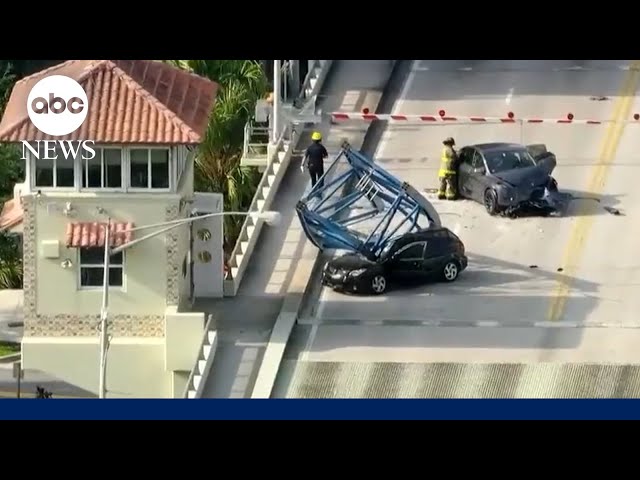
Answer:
456 142 566 216
321 227 468 295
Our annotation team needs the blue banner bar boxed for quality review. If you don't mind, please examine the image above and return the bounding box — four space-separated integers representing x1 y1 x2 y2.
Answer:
1 399 640 420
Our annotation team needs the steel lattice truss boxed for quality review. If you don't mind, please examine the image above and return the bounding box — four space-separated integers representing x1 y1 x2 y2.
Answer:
296 142 442 261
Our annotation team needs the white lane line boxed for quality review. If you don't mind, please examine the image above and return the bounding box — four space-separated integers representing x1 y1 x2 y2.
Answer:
475 321 500 328
458 67 473 71
505 87 514 105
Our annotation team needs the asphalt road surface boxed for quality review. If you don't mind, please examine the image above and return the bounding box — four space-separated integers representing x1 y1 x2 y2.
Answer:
310 59 637 328
272 60 640 398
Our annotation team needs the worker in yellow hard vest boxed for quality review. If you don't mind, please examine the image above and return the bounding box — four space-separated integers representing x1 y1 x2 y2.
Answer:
438 137 458 200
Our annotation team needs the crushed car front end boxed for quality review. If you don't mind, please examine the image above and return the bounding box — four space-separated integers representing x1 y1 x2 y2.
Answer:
321 254 379 293
495 176 567 215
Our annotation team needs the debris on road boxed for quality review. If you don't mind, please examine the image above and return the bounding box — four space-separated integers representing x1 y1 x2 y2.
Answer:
529 265 538 269
557 268 564 272
604 206 622 216
589 96 609 101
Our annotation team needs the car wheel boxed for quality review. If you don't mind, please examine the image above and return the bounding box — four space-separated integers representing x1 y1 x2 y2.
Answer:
442 261 460 282
370 274 387 294
484 189 500 215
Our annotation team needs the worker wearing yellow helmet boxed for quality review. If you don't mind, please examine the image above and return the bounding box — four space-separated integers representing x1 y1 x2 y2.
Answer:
302 131 328 188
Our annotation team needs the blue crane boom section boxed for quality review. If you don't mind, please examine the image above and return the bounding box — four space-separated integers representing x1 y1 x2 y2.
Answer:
295 142 442 261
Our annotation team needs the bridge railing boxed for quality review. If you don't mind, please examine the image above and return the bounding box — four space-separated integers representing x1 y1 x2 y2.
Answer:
225 60 333 296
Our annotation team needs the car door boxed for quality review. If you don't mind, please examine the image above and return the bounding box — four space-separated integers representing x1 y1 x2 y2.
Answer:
389 241 427 283
467 149 490 202
420 231 452 276
457 147 474 199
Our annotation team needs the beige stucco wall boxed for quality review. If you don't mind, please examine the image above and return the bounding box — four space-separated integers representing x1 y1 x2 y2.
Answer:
20 146 206 398
22 193 190 337
22 337 172 398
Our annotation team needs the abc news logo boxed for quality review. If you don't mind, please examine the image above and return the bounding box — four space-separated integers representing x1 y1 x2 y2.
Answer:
31 92 85 115
22 74 95 161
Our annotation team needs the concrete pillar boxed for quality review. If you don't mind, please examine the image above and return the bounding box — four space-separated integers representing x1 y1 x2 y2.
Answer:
192 193 224 298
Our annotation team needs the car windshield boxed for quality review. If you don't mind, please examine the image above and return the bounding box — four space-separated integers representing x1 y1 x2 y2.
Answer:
484 148 536 174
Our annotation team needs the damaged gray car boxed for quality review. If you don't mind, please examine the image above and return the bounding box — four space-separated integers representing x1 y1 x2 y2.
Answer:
456 142 567 216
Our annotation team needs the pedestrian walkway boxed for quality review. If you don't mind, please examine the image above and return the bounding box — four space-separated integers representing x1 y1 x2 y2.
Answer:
197 60 395 398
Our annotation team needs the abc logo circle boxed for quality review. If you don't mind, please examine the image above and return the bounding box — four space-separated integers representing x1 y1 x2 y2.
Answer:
27 75 88 137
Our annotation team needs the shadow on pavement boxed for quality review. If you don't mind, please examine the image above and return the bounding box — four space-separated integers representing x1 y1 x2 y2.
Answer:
295 251 601 350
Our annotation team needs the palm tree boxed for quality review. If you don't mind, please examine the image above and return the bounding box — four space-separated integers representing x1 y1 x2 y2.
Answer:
164 60 269 253
0 62 15 117
0 144 23 200
0 63 24 290
0 232 22 289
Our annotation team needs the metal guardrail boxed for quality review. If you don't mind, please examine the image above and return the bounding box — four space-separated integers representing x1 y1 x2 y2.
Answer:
182 313 216 398
241 61 325 168
242 123 271 167
227 123 292 276
299 60 321 102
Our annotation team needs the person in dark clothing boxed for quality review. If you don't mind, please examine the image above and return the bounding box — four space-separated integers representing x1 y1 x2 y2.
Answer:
302 131 328 188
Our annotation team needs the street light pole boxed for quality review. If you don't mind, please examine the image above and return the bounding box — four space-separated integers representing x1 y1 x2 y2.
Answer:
272 59 281 144
96 209 280 398
98 218 111 399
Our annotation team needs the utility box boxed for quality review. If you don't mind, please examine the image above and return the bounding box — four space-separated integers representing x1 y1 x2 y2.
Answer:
40 240 60 259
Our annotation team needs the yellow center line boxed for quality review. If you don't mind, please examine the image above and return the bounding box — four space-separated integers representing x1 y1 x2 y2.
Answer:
547 60 640 322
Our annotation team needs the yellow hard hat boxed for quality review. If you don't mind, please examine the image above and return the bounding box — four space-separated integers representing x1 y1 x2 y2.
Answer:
311 131 322 141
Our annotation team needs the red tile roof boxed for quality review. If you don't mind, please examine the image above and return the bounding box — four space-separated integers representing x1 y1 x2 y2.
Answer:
0 60 219 145
65 222 134 248
0 198 23 231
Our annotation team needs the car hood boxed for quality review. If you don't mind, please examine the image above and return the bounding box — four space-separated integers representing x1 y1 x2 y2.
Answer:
328 253 377 270
493 165 551 188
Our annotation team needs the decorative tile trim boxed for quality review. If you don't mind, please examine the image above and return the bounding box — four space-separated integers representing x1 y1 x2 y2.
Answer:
22 196 37 325
165 203 180 306
24 314 164 337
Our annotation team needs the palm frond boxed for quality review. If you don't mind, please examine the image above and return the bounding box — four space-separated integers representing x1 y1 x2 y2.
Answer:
164 59 269 253
0 232 22 289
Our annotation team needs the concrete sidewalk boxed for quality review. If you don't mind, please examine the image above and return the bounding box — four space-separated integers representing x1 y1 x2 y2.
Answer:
0 363 95 398
0 289 23 343
197 60 395 398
